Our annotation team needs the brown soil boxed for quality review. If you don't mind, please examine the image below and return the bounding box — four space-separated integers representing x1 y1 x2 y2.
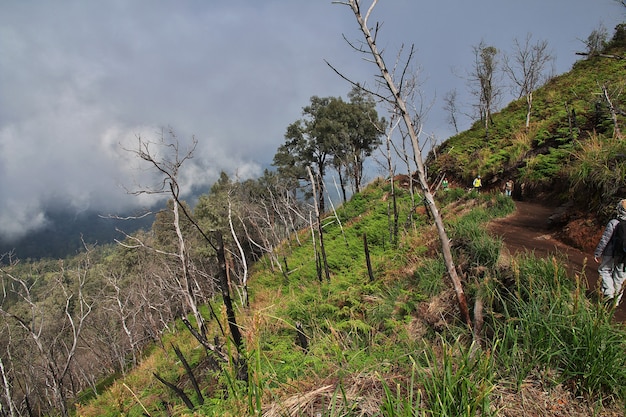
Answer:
488 200 626 323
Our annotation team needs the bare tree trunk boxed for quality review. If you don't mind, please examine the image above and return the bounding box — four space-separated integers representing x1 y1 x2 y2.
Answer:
399 128 419 230
325 177 348 246
213 231 248 381
172 192 207 336
154 372 194 410
602 84 623 140
526 92 532 128
172 344 204 405
363 233 375 282
181 317 228 365
307 166 330 282
0 356 16 417
382 117 401 244
105 271 139 370
228 200 249 307
337 167 348 203
345 0 471 327
309 212 323 283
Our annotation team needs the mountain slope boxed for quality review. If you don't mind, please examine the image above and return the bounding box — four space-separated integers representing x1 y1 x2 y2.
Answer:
428 32 626 215
75 183 626 416
62 29 626 417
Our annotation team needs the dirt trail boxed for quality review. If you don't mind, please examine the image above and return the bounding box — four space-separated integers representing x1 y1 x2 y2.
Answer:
488 201 626 323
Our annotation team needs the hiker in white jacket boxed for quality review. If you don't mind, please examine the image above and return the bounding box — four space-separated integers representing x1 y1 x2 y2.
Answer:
594 199 626 306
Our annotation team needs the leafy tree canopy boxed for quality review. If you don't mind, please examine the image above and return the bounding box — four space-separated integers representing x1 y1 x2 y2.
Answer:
273 87 384 210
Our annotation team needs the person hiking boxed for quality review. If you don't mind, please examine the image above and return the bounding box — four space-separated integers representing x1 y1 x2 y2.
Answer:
504 179 514 197
593 199 626 306
472 175 482 193
442 176 449 191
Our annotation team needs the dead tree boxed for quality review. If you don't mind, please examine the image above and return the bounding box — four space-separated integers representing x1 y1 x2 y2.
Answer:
374 114 401 244
124 131 207 337
172 343 204 405
363 233 375 281
336 0 471 327
503 34 553 128
153 372 194 410
0 332 17 417
443 89 460 134
101 270 139 370
307 166 330 282
124 130 247 383
228 199 249 307
0 253 93 417
601 83 624 140
213 231 247 381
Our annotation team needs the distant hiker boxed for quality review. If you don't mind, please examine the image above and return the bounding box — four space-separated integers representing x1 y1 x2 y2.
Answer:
504 179 514 197
593 199 626 306
442 177 449 191
472 175 482 193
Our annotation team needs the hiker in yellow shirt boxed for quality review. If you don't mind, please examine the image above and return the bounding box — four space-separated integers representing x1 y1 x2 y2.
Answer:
472 175 482 193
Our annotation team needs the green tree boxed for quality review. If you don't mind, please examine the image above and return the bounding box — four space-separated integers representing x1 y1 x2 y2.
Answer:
470 41 501 137
274 90 384 210
194 171 233 238
340 86 385 197
273 96 338 213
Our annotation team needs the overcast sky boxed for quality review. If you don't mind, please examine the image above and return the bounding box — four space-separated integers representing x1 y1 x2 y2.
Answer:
0 1 623 242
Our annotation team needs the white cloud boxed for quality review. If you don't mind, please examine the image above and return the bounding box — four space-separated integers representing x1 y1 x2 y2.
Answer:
0 0 623 241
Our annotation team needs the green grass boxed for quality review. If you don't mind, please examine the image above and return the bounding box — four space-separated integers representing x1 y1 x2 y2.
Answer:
485 255 626 403
418 340 496 417
74 182 626 416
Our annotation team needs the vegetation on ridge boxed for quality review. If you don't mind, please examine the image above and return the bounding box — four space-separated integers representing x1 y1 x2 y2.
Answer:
428 23 626 217
3 14 626 417
73 185 626 416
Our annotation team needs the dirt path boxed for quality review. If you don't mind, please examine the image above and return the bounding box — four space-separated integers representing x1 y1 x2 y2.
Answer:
488 201 626 322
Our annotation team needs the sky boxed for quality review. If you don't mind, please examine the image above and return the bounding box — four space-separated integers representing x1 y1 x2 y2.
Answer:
0 0 624 242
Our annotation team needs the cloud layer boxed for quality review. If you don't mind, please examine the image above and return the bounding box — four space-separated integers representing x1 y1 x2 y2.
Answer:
0 1 622 241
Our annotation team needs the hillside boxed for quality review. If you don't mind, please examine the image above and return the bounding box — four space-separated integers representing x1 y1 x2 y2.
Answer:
5 26 626 417
73 184 626 417
76 37 626 416
72 183 626 416
427 25 626 222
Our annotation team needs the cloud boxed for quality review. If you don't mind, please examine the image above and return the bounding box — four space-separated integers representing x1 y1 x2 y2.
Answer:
0 1 332 241
0 0 623 242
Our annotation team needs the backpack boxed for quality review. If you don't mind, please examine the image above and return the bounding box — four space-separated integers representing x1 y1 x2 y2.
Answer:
612 219 626 259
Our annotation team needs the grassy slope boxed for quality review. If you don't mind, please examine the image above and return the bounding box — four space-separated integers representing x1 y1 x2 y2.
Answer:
428 42 626 214
76 44 626 417
76 183 626 416
77 181 440 415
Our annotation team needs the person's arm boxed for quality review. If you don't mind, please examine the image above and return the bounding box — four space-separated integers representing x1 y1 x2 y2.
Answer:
594 219 618 261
